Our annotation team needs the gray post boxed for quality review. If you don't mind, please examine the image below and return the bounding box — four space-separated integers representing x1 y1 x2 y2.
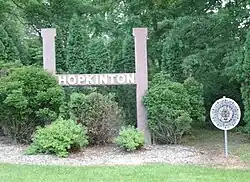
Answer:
41 28 56 74
224 129 228 157
133 28 152 145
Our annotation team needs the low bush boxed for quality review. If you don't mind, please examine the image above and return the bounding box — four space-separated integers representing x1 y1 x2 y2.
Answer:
0 61 22 77
115 126 144 151
26 118 88 157
0 66 65 144
69 92 123 145
143 72 193 144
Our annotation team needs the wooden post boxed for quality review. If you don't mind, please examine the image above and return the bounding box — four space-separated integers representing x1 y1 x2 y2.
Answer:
41 28 56 74
133 28 152 145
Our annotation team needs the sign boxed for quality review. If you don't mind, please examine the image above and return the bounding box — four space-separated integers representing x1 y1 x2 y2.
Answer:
210 96 241 157
57 73 136 86
210 96 241 130
41 28 152 145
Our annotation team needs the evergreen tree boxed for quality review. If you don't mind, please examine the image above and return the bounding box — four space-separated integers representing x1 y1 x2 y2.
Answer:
26 38 42 66
4 19 28 64
112 35 136 125
113 35 135 73
0 26 20 63
84 38 112 73
241 31 250 132
0 40 7 61
56 27 67 73
66 13 87 74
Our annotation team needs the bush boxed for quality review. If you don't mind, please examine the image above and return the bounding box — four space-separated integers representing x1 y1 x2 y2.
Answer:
0 66 65 144
26 118 88 157
115 126 144 151
0 60 22 77
183 77 205 124
69 92 123 145
144 72 192 144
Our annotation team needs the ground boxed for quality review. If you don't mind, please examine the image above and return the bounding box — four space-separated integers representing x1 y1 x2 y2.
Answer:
181 126 250 168
0 127 250 169
1 127 250 181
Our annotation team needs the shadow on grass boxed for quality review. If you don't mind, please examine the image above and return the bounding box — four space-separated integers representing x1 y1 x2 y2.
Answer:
181 125 250 165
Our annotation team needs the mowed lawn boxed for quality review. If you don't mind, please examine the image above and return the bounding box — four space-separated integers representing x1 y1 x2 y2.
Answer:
0 163 250 182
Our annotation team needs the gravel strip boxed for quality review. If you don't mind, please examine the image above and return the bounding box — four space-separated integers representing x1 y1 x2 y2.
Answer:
0 136 246 168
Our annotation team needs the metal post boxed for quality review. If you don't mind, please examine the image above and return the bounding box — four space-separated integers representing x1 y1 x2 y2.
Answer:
224 129 228 157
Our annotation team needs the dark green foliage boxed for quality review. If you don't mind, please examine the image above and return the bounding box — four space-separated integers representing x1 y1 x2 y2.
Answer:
69 92 123 145
26 38 42 66
113 36 135 73
4 18 28 64
0 26 20 63
55 27 67 72
241 31 250 132
112 36 137 125
144 72 192 144
2 0 250 137
115 126 144 151
161 13 244 122
66 13 87 73
84 38 112 73
26 118 88 157
0 61 22 77
183 77 205 124
0 41 7 62
0 66 65 143
114 85 136 126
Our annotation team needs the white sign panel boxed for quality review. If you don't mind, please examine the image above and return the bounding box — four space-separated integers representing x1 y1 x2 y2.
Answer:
210 97 241 130
56 73 136 86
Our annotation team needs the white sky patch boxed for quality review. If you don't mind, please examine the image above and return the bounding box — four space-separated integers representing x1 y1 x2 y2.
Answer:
222 0 232 8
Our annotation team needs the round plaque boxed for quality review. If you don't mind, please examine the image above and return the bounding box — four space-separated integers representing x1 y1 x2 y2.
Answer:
210 97 241 130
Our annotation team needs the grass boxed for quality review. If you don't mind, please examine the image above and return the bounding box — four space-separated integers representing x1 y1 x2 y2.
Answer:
1 127 250 181
0 163 250 182
181 126 250 164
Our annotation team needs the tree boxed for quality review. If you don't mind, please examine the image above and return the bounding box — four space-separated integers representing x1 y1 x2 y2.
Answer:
0 26 20 63
241 31 250 132
1 0 249 132
66 13 87 73
161 13 243 120
111 35 137 125
24 37 42 66
84 38 112 73
55 26 67 72
0 41 7 62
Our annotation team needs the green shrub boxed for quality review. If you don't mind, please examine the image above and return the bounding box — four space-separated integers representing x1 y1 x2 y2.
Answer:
69 92 123 145
144 72 192 144
0 66 64 144
0 60 22 77
115 126 144 151
26 118 88 157
183 77 205 124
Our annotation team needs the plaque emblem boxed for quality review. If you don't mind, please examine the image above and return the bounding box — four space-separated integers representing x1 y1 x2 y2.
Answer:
210 97 241 130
